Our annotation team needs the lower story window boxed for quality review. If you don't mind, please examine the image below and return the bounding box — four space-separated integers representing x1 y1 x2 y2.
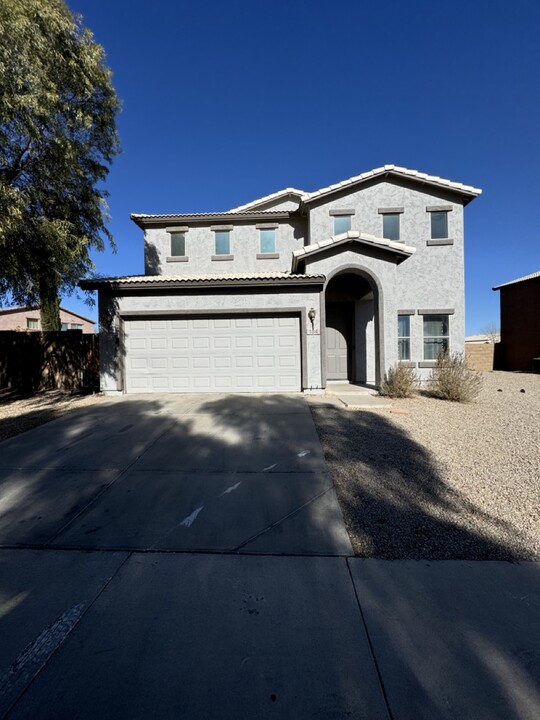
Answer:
423 314 449 359
398 315 410 360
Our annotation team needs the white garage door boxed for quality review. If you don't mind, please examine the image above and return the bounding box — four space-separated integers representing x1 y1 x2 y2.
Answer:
124 315 301 393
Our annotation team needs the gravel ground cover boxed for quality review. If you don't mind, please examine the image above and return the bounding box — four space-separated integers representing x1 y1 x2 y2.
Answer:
310 372 540 560
0 390 105 442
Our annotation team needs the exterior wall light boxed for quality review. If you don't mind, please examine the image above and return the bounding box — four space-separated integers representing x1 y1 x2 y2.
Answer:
308 307 316 329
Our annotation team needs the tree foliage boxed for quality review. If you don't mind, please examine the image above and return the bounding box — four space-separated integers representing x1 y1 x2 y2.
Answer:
0 0 120 328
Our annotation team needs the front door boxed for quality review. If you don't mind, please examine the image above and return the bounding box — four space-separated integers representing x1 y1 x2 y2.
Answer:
326 302 353 381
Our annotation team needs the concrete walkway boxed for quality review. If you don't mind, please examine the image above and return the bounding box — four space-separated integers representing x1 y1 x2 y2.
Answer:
0 394 539 719
325 382 393 409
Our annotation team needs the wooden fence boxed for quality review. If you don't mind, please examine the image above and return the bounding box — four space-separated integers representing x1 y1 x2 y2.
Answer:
0 331 99 393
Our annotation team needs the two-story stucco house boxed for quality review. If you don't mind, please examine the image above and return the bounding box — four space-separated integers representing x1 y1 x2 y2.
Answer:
81 165 481 394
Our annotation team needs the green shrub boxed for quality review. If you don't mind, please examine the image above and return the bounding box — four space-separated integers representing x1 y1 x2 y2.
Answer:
380 363 418 398
429 351 483 402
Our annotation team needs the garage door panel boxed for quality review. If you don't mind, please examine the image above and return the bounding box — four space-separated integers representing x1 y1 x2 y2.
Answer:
124 316 301 393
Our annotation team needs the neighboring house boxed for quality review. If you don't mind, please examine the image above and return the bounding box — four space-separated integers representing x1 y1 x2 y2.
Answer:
80 164 481 394
493 271 540 371
464 335 497 373
0 306 95 334
465 334 500 344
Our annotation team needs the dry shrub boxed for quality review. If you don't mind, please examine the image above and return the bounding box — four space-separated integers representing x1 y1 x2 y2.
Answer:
429 351 483 402
380 363 418 398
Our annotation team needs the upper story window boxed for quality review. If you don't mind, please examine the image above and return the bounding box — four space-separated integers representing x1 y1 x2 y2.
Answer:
61 323 69 331
329 209 354 235
398 315 410 360
378 207 403 241
170 231 186 257
333 215 351 235
427 206 452 239
214 230 230 255
431 212 448 239
71 323 83 330
383 214 400 241
423 314 449 360
259 228 276 254
26 318 38 330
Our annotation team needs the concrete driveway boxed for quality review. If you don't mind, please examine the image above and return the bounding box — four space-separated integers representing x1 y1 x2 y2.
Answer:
0 393 351 554
0 394 539 719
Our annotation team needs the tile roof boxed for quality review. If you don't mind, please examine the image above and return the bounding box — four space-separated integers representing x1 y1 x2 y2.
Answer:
79 272 326 289
291 230 416 271
132 166 481 223
131 210 290 226
493 270 540 290
303 165 482 204
229 188 306 213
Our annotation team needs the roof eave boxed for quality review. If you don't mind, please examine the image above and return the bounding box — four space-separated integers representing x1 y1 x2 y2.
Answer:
302 169 482 207
291 234 415 272
79 276 326 292
131 210 293 229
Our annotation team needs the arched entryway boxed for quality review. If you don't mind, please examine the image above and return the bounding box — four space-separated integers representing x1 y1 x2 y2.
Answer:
324 268 381 386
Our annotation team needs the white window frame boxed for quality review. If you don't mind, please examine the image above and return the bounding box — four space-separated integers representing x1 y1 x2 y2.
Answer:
423 314 450 360
398 315 411 360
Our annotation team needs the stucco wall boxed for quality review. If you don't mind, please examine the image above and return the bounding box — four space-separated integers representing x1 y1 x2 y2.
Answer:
307 180 466 378
304 246 399 385
98 287 323 393
144 217 306 275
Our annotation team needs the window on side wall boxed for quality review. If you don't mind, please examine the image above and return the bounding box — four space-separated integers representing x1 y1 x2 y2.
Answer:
259 228 276 254
26 318 38 330
333 215 351 235
61 323 69 331
71 323 83 330
430 212 448 239
423 314 449 360
214 230 230 255
383 214 400 241
170 231 186 257
398 315 410 360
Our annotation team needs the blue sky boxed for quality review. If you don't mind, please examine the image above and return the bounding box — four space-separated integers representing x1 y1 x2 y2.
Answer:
67 0 540 334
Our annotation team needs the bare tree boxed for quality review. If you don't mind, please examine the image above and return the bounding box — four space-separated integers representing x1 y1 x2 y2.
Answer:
479 322 500 344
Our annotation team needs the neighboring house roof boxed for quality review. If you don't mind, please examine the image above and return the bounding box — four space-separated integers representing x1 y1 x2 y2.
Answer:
302 165 482 205
80 272 326 291
465 334 499 344
229 188 306 213
291 230 416 272
131 210 291 228
0 305 95 324
493 270 540 290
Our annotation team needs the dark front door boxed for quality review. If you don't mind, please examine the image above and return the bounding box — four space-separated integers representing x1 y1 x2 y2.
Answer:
326 302 353 381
